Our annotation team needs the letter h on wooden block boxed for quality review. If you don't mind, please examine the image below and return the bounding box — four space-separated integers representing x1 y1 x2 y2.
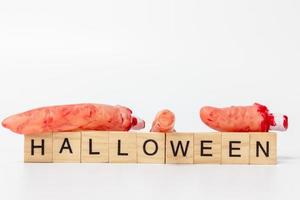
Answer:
53 132 81 163
194 133 221 164
109 132 137 163
166 133 193 164
24 133 53 163
250 132 277 165
222 133 249 164
137 133 165 164
81 131 109 163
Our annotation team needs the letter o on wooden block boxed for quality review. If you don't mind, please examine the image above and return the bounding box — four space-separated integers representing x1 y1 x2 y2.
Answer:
137 133 165 164
250 132 277 165
166 133 194 164
24 133 53 163
109 132 137 163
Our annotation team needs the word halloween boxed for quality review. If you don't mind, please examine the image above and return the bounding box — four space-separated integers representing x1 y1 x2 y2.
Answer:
24 132 277 165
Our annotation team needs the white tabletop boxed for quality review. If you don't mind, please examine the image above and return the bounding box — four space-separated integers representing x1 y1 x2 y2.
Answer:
1 0 300 199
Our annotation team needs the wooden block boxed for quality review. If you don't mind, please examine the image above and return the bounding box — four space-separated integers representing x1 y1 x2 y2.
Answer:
250 132 277 165
194 133 221 164
221 133 249 164
24 133 53 163
166 133 193 164
53 132 81 163
137 132 165 164
81 131 109 163
109 132 137 163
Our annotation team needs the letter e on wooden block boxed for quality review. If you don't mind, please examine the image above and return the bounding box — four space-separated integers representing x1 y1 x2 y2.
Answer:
53 132 81 163
250 132 277 165
137 133 165 164
166 133 193 164
222 133 249 164
109 132 137 163
194 133 221 164
24 133 53 163
81 131 109 163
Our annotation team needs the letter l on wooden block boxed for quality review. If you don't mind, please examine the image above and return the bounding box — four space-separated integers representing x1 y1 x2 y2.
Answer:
109 132 137 163
81 131 109 163
24 133 53 163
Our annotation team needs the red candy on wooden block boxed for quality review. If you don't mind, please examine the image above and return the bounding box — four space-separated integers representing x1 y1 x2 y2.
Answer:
150 109 175 133
2 103 145 134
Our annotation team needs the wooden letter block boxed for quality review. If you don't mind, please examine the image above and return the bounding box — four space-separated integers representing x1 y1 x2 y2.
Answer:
166 133 193 164
109 132 137 163
24 133 53 163
137 133 165 164
250 132 277 165
53 132 81 163
81 131 109 163
194 133 221 164
222 133 249 164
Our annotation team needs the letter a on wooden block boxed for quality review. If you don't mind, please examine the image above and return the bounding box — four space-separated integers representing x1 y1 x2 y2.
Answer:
81 131 109 163
24 133 53 163
109 132 137 163
166 133 193 164
250 132 277 165
53 132 81 163
194 133 221 164
222 133 249 164
137 133 165 164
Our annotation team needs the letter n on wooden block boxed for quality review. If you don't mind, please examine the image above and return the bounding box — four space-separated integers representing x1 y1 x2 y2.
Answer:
166 133 193 164
222 133 249 164
109 132 137 163
81 131 109 163
24 133 53 163
250 132 277 165
137 133 165 164
53 132 81 163
194 133 221 164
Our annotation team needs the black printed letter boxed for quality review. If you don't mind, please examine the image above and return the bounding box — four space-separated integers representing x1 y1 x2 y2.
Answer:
143 139 158 156
59 138 73 154
118 140 128 156
31 139 45 156
229 141 241 157
256 141 269 157
201 140 213 156
170 141 190 157
89 139 100 155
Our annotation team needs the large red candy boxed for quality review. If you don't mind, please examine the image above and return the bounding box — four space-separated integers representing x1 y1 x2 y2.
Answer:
2 103 145 134
200 103 288 132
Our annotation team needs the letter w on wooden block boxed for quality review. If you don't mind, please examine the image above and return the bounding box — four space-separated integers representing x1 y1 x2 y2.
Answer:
109 132 137 163
81 131 109 163
137 133 165 164
194 133 221 164
166 133 193 164
250 132 277 165
24 133 53 163
53 132 81 163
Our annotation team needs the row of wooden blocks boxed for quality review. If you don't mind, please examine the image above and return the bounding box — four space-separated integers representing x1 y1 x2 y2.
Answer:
24 131 277 164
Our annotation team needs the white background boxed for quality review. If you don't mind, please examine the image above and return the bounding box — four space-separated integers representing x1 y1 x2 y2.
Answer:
0 0 300 199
